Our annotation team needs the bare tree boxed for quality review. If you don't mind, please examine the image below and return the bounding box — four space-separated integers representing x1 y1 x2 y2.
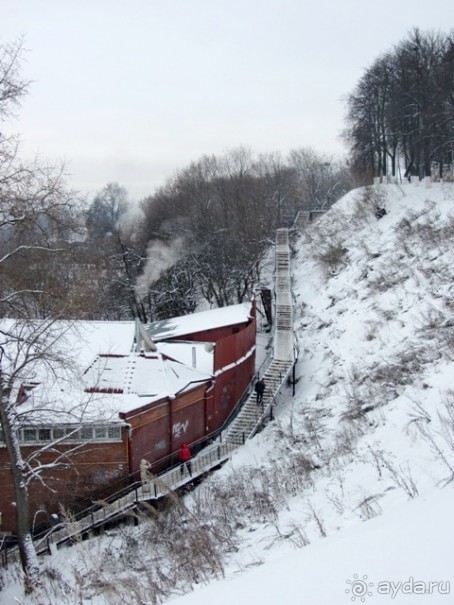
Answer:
0 37 28 118
0 321 75 587
146 258 199 319
343 28 454 181
85 182 129 240
0 38 83 589
289 148 350 211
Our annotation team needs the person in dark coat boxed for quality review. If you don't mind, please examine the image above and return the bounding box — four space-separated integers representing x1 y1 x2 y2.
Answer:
255 378 266 405
178 443 192 476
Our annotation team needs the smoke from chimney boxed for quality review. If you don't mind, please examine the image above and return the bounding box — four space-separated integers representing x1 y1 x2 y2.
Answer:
135 237 185 298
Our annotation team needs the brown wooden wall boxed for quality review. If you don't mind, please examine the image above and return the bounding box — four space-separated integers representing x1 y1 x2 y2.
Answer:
174 301 256 345
174 323 247 344
210 353 255 431
0 432 129 533
122 382 211 475
214 320 256 371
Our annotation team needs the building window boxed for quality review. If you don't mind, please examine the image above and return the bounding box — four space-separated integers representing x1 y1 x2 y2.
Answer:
38 428 51 441
65 427 80 440
0 424 123 446
53 427 65 440
95 427 107 440
22 428 37 442
80 427 93 440
107 426 121 440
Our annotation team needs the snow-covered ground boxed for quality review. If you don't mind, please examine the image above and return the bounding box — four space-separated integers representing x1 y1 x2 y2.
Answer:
2 181 454 604
165 181 454 604
166 487 454 605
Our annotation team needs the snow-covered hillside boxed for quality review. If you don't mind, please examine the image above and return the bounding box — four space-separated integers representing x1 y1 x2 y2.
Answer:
167 182 454 605
3 182 454 604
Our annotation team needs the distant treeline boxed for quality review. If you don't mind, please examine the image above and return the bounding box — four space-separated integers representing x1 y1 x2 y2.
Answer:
1 147 351 322
78 148 350 322
344 28 454 181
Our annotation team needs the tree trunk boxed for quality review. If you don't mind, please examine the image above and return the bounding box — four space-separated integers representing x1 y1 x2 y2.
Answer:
0 376 40 590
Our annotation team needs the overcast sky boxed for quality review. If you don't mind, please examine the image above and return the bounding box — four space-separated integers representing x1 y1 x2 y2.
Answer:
2 0 453 202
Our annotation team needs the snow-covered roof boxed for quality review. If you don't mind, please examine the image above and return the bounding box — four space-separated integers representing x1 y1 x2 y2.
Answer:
146 302 254 341
84 352 212 414
1 301 254 424
1 319 212 423
0 319 137 367
61 321 137 365
13 350 212 423
156 341 214 374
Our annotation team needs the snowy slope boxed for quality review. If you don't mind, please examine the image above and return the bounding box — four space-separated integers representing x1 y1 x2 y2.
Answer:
2 182 454 604
162 181 454 604
167 488 454 605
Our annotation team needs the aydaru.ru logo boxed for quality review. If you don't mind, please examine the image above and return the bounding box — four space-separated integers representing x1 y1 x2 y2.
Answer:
345 574 374 602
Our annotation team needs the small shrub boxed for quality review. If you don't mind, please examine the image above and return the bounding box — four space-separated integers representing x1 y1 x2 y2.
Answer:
347 186 389 228
286 521 311 548
332 424 365 458
356 494 383 520
306 500 326 538
374 451 419 498
314 241 348 273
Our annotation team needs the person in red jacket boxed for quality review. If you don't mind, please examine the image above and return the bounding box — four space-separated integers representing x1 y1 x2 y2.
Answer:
178 443 192 477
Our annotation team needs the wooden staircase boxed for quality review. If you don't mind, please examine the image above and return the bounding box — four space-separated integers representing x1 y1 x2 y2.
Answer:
221 358 293 443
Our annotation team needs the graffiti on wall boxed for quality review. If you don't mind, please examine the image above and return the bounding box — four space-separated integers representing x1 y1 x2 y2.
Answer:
172 420 189 439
